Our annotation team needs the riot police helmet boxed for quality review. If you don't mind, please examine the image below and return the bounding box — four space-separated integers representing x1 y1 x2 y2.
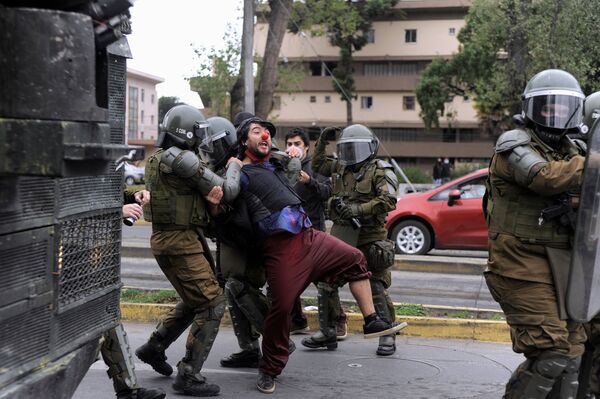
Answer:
158 104 210 151
203 116 237 169
522 69 584 140
337 124 379 166
584 91 600 132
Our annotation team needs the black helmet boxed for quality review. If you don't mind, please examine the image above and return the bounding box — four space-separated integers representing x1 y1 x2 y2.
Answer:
337 124 379 166
158 104 209 150
584 91 600 132
202 116 237 169
522 69 584 143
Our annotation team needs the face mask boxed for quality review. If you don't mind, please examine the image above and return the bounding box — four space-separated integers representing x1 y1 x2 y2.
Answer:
444 160 449 164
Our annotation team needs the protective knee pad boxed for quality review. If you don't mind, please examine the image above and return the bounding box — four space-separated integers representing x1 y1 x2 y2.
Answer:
549 356 581 399
370 279 394 323
226 277 269 334
316 282 341 336
225 284 261 349
182 296 226 374
101 325 138 392
507 352 570 399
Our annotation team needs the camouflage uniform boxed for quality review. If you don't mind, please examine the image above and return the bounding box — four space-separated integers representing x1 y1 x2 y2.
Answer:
485 127 586 398
306 130 398 355
137 148 225 396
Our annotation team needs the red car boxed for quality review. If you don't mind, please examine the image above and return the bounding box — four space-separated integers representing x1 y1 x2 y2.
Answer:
385 168 489 255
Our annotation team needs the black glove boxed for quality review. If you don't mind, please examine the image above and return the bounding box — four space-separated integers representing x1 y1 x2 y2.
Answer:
337 203 362 220
320 126 342 142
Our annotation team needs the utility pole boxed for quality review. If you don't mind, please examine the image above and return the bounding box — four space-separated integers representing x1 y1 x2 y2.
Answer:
243 0 255 113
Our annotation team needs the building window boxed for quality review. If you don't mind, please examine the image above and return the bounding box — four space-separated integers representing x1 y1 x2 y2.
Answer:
151 94 155 104
360 96 373 109
364 61 417 76
310 95 316 103
309 61 337 76
141 131 144 139
140 110 144 123
128 86 138 139
449 27 456 36
365 29 375 44
151 115 154 124
141 88 145 102
405 29 417 43
403 96 415 110
324 95 331 103
273 96 281 110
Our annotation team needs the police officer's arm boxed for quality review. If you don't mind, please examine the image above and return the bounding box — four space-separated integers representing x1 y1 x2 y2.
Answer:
360 164 398 216
161 146 241 203
312 127 339 177
305 172 332 201
494 130 584 196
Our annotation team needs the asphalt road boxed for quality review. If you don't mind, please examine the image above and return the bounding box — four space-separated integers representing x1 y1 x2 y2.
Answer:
121 224 498 311
73 322 521 399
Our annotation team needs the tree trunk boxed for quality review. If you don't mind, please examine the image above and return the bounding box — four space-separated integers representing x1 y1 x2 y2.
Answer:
255 0 293 119
346 97 353 125
506 0 530 116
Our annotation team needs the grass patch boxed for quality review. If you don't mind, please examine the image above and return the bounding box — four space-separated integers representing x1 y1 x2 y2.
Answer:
121 288 179 304
395 303 427 317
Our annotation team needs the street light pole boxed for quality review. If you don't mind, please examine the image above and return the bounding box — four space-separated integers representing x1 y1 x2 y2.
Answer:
243 0 255 114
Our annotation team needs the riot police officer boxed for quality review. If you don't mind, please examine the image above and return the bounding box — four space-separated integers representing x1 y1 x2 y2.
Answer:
134 105 241 397
484 69 587 398
304 124 406 356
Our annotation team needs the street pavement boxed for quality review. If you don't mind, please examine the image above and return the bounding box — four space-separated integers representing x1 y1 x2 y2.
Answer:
73 322 522 399
120 224 498 311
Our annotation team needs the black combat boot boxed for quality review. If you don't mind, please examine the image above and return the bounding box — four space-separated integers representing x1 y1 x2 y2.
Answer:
220 348 260 368
363 315 407 339
256 371 276 394
135 336 173 376
172 373 220 397
300 330 337 350
116 388 166 399
376 335 396 356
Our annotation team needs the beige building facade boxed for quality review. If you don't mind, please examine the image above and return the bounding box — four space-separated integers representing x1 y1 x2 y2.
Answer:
125 68 163 162
255 0 492 169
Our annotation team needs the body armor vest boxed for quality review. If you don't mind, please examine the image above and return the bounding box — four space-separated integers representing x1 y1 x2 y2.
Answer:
486 131 581 247
144 149 209 229
330 159 386 227
241 163 302 223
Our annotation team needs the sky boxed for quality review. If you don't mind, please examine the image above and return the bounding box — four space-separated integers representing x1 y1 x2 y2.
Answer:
127 0 243 108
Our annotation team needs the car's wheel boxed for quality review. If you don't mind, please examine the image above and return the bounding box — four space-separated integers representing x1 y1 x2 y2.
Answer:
390 220 432 255
125 176 135 186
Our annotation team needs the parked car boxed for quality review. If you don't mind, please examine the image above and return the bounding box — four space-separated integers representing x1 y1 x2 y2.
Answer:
385 168 489 255
124 162 145 186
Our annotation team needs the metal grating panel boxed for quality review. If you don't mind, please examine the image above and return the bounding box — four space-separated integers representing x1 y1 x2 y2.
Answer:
0 306 51 372
108 55 126 145
57 211 121 309
0 177 54 235
57 175 121 218
0 242 47 291
56 290 119 349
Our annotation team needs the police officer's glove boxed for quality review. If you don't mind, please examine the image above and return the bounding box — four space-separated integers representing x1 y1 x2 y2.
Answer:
338 203 362 220
320 126 342 142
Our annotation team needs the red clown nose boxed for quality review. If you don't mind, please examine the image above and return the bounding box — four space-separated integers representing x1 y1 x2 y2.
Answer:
261 132 270 141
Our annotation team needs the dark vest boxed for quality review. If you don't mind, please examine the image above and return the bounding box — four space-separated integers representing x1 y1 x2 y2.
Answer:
241 163 302 224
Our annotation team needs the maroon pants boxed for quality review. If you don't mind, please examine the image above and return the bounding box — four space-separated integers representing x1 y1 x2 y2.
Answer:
259 228 370 376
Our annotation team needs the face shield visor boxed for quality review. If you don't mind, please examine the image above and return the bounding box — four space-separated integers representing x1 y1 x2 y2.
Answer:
337 138 375 166
208 129 237 168
193 121 212 154
523 90 584 130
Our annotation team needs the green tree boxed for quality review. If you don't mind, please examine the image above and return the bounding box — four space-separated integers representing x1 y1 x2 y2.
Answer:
158 96 182 123
188 25 241 118
417 0 600 135
289 0 399 124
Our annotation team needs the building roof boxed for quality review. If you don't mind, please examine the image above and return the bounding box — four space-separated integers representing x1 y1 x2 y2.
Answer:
127 68 165 84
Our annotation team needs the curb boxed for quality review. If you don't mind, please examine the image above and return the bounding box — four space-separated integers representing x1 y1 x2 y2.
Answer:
120 303 510 343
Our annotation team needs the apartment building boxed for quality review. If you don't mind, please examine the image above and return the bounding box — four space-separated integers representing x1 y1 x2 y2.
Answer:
254 0 492 169
125 68 163 161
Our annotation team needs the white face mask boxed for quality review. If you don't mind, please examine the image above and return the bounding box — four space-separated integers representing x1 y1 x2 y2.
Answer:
444 159 449 164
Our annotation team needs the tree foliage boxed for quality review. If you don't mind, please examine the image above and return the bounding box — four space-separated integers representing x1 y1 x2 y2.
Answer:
188 24 241 118
289 0 399 124
417 0 600 135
